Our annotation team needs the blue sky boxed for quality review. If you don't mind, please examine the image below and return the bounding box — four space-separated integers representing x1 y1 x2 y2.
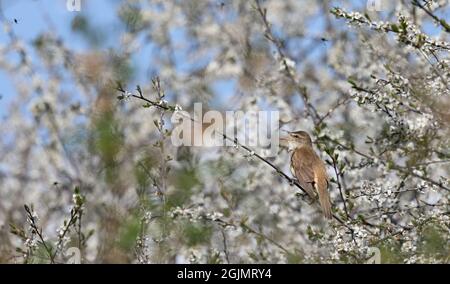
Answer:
0 0 446 116
0 0 118 115
0 0 239 116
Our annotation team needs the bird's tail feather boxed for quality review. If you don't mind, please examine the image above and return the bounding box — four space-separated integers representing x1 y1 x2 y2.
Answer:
316 178 332 219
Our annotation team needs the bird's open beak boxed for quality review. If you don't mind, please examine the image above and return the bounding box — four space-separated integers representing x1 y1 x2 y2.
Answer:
279 136 290 147
279 129 294 148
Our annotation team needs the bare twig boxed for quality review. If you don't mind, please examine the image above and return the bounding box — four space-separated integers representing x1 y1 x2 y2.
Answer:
253 0 321 124
330 155 350 219
221 230 230 264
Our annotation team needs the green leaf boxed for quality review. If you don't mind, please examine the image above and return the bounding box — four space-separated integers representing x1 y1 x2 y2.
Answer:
390 24 399 33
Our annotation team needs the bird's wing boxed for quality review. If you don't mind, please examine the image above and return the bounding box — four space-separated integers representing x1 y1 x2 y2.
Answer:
291 148 316 199
293 146 332 219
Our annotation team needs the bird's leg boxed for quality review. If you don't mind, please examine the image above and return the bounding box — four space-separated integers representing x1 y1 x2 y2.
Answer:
305 195 317 205
303 194 317 205
295 191 316 205
292 179 317 204
304 181 318 205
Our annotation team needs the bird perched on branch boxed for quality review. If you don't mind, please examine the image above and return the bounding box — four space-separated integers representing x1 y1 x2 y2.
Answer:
280 130 332 219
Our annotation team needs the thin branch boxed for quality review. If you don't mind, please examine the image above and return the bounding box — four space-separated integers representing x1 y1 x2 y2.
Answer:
117 82 352 228
253 0 321 124
412 0 450 33
221 230 230 264
23 205 55 264
240 222 290 255
52 206 82 261
324 137 450 192
317 96 351 126
331 155 350 219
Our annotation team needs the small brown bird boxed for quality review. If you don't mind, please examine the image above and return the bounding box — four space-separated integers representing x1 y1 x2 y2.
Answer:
280 130 332 219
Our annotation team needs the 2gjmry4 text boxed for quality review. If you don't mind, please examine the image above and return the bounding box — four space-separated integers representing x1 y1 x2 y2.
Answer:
177 268 272 281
